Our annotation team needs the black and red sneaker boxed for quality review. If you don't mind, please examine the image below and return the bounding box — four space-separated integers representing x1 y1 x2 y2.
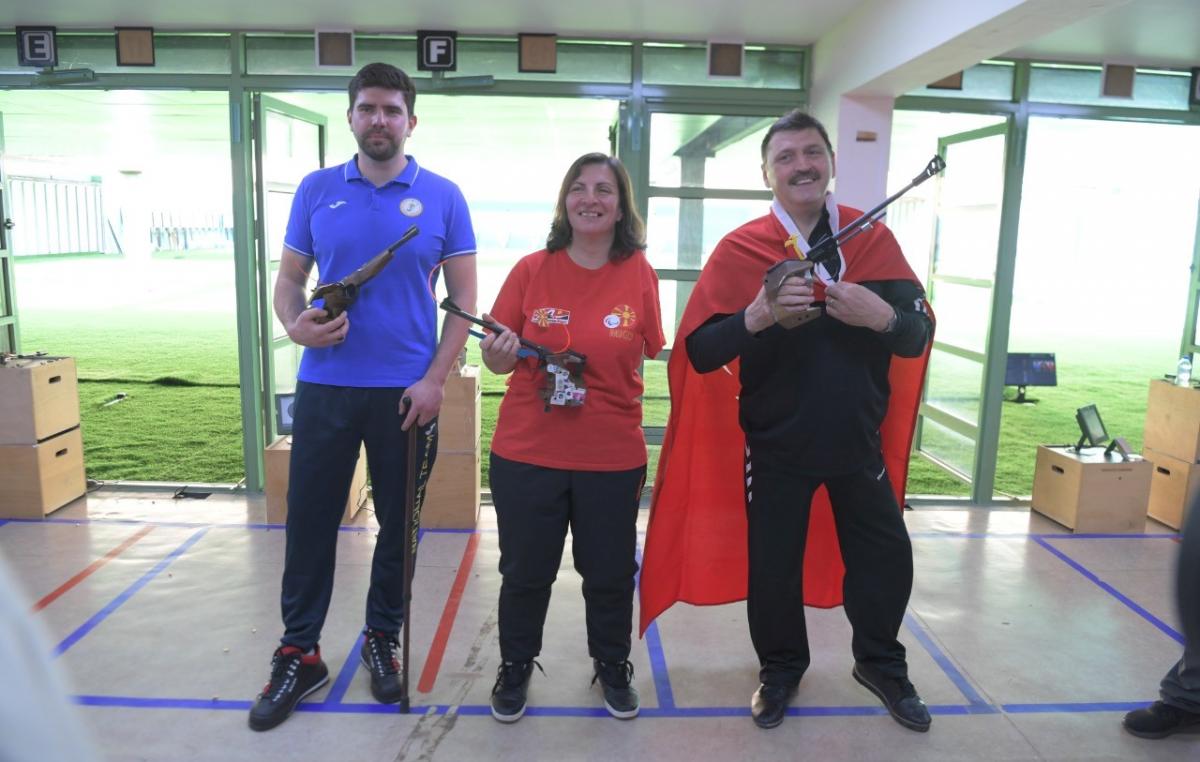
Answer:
248 645 329 731
360 628 403 704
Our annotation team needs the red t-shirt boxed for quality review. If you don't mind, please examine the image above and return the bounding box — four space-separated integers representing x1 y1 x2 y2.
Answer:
489 249 665 471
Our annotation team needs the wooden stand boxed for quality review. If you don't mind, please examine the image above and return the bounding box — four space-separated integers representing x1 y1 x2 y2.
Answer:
264 437 367 525
1031 445 1150 532
421 366 482 529
0 356 86 518
1141 379 1200 528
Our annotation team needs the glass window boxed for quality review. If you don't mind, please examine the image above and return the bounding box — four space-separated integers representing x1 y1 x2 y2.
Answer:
1029 64 1193 110
919 416 977 478
904 61 1014 100
642 356 670 428
925 349 983 424
888 111 1007 284
643 44 803 89
653 278 688 348
649 113 772 189
247 35 631 82
273 342 302 394
646 197 771 272
0 33 231 75
928 281 990 353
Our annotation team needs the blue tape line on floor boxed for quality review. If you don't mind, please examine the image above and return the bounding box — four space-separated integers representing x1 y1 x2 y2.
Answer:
326 529 425 705
53 528 210 657
904 612 991 708
634 546 676 710
1033 536 1184 645
326 633 367 705
1002 701 1150 714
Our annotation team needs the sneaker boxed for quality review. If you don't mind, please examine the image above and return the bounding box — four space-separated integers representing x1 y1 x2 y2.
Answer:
852 662 931 732
248 645 329 732
490 660 539 723
592 659 639 719
1123 701 1200 739
360 628 403 704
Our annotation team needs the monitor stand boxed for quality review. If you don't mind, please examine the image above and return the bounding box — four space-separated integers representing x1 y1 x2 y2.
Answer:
1008 385 1038 404
1105 436 1132 461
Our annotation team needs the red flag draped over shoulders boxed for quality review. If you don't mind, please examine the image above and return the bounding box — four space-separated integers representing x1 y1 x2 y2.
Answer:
638 206 932 635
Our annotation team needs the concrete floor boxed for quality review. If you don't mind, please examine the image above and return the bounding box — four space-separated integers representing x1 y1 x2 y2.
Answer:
1 488 1196 761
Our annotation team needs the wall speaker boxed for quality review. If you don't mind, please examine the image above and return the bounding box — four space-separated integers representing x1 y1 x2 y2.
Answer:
708 42 743 78
1101 63 1135 98
315 30 354 68
115 27 155 66
519 34 557 73
927 71 964 90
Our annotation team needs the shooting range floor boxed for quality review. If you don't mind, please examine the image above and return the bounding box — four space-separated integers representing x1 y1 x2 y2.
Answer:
2 490 1195 761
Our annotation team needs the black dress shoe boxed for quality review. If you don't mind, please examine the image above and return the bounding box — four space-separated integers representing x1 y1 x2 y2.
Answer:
852 662 931 732
1123 701 1200 739
751 682 797 729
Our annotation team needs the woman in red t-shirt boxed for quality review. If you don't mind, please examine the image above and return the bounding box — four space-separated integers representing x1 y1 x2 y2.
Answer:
480 153 665 723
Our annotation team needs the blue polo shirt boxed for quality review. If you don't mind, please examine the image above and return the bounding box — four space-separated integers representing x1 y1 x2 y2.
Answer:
284 155 476 387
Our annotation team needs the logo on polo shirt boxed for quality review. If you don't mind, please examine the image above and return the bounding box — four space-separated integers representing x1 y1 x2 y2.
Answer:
399 198 423 217
531 307 570 327
328 200 347 209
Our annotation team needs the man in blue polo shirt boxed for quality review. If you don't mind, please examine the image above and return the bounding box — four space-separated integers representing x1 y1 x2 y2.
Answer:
249 62 477 732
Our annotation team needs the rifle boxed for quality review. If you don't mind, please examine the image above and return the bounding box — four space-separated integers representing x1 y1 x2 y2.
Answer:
765 155 945 329
439 298 588 410
309 225 420 323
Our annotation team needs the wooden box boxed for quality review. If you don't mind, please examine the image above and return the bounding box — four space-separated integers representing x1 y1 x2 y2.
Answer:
438 365 481 452
264 437 367 525
1144 379 1200 464
1143 446 1200 530
0 427 87 518
421 450 481 529
421 366 482 528
0 356 81 445
1031 445 1151 533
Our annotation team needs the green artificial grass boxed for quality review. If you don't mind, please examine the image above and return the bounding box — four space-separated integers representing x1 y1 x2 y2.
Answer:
15 254 1178 496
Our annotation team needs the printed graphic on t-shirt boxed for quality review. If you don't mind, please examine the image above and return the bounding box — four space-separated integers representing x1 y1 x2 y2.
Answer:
531 307 571 327
605 304 638 340
399 198 423 217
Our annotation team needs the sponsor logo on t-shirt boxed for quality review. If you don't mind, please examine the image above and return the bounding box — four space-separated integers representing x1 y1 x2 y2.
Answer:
399 198 424 217
532 307 571 327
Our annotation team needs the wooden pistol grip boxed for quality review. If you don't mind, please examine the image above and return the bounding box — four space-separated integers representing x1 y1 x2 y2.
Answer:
763 259 821 329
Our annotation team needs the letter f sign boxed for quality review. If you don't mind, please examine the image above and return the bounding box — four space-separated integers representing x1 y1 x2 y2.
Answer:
418 31 457 71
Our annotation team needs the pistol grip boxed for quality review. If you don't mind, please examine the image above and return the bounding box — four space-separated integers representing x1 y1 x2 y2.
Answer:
763 259 821 329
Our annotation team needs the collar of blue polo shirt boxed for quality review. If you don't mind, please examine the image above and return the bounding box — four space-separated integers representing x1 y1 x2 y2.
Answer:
439 297 588 411
309 225 419 324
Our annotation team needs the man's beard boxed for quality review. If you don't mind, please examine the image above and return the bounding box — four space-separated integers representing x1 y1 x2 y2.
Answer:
358 131 399 162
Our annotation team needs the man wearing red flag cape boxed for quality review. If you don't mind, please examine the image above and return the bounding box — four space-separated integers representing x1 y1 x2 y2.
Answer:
639 110 934 731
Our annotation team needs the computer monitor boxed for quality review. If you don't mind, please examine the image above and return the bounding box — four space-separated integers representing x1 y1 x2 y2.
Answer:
1074 404 1108 451
275 392 296 436
1005 352 1056 404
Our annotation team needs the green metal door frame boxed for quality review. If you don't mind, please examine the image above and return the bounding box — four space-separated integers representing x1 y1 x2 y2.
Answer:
250 93 327 459
917 121 1012 499
0 113 18 353
1183 195 1200 360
